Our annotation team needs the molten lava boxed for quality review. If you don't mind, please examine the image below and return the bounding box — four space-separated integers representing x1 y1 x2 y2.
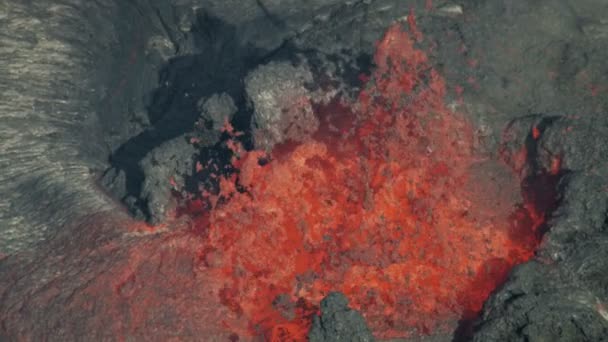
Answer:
183 22 545 340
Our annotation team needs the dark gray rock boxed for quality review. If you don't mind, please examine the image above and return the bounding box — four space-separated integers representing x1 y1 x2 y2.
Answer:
197 93 238 131
139 136 196 224
472 112 608 341
309 292 375 342
0 0 153 254
473 256 608 342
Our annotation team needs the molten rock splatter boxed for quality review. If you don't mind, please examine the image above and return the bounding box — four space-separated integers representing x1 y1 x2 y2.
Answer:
184 22 544 340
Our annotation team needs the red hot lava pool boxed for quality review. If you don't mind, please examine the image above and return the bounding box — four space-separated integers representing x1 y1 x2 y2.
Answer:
180 21 547 341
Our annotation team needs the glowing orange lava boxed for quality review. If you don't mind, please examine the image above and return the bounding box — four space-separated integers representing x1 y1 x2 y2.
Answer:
185 22 543 340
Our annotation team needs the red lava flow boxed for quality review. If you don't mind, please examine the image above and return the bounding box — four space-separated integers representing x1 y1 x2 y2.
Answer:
180 21 546 341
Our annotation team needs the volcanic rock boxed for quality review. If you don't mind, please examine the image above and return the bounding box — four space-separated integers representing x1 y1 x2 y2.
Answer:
246 61 319 151
309 292 375 342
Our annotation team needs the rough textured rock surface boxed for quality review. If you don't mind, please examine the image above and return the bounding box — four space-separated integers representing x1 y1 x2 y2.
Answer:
0 0 150 254
246 61 318 151
309 292 375 342
138 136 197 223
198 93 238 131
470 113 608 341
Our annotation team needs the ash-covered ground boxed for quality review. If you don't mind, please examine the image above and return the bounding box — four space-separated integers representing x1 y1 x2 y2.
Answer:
1 0 608 341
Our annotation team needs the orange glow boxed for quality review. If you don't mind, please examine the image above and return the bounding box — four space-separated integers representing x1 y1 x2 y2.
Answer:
532 126 541 140
183 22 546 340
551 156 562 175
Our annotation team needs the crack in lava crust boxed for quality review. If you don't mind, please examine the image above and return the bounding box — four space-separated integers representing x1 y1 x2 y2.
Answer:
184 22 543 340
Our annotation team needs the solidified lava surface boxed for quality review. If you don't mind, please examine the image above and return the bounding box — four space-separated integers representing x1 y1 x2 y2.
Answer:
180 21 548 340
